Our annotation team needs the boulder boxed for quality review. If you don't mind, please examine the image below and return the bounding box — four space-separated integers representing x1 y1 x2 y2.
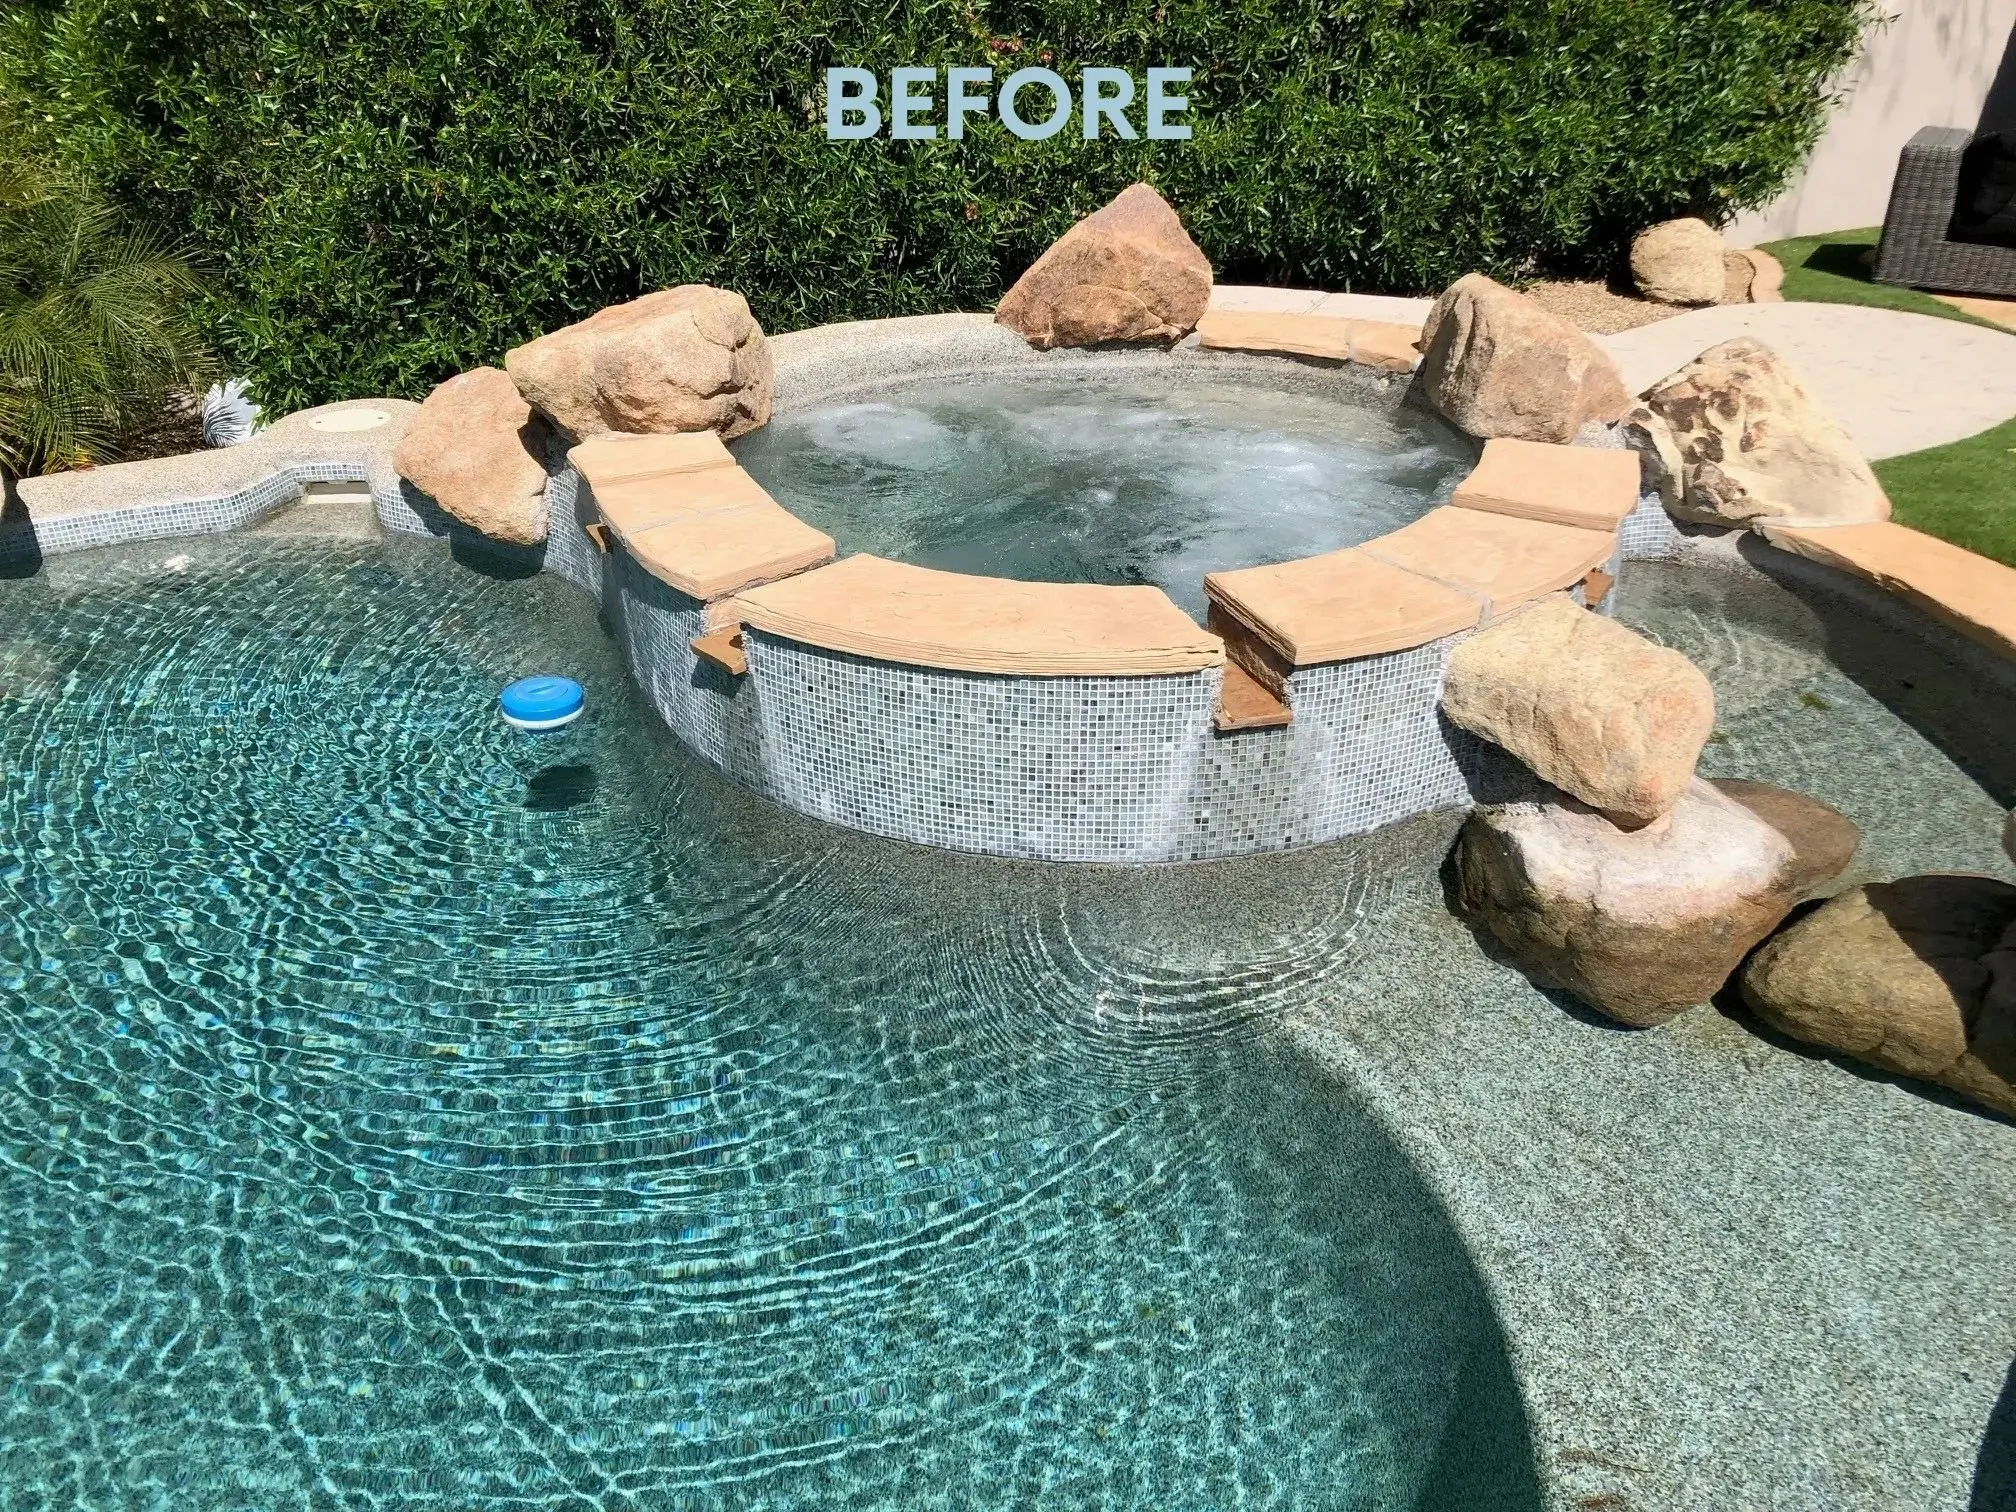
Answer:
1456 777 1833 1026
1709 778 1860 897
1618 404 1683 512
1638 338 1890 528
2005 809 2015 864
1442 595 1715 828
505 285 772 442
1630 218 1726 305
391 367 551 546
996 183 1212 349
1412 274 1633 444
1741 874 2016 1116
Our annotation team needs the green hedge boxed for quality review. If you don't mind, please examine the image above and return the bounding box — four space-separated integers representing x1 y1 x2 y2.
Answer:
1 0 1874 412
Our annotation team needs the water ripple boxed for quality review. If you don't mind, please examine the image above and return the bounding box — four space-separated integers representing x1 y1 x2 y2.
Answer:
0 534 1519 1510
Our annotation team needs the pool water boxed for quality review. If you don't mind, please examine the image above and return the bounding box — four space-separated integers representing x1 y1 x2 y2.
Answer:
0 537 1536 1510
732 371 1473 618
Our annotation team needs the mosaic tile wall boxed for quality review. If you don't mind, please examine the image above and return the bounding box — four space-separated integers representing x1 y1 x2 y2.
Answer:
3 461 379 565
589 551 1486 862
740 637 1220 862
1619 490 1680 559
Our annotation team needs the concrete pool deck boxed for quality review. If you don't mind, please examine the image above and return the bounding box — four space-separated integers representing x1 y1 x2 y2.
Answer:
1595 301 2016 460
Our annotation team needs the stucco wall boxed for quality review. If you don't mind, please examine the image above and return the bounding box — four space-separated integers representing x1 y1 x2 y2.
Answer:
1727 1 2016 245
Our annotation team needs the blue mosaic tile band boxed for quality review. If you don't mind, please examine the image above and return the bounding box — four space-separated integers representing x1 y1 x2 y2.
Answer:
4 461 384 564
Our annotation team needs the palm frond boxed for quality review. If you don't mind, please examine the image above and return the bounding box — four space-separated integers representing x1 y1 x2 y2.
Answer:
0 162 217 476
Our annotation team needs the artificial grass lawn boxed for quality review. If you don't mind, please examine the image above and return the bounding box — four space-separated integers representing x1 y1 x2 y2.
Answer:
1758 228 2015 564
1757 227 2010 331
1872 414 2016 568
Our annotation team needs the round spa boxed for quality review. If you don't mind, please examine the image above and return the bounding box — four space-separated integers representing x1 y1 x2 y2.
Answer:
554 315 1642 864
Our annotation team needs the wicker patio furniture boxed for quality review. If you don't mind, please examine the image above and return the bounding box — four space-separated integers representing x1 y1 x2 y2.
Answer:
1874 125 2016 297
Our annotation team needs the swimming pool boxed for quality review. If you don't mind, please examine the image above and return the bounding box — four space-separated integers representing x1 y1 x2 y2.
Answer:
0 535 1535 1509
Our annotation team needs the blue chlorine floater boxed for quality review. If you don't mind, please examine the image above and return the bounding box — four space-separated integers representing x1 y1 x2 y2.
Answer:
499 675 585 732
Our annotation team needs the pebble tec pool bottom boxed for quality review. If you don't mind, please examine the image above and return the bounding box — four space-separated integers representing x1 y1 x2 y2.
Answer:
0 537 1536 1510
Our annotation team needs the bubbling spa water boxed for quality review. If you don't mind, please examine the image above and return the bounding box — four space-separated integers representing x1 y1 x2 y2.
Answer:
732 370 1474 619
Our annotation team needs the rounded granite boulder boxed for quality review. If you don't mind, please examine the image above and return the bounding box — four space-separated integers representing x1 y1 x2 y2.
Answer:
1742 874 2016 1117
505 285 773 442
1630 217 1727 306
1457 777 1858 1027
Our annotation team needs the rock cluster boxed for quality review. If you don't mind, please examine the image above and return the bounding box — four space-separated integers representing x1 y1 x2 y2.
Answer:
390 367 553 546
1458 777 1856 1027
1630 218 1726 306
391 283 775 545
1446 595 1858 1026
1742 874 2016 1117
995 183 1212 349
1624 338 1889 528
1412 275 1632 444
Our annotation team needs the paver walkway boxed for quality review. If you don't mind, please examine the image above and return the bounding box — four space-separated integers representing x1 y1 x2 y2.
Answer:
1596 302 2016 460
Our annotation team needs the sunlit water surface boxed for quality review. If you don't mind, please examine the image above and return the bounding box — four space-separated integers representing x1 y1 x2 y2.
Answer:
0 536 1533 1511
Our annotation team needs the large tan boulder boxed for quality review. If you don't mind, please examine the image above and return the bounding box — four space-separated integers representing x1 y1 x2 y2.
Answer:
1742 874 2016 1116
1412 274 1632 443
1637 338 1890 528
1442 596 1715 828
1457 777 1853 1027
1630 218 1726 305
391 367 551 546
505 285 772 442
996 183 1212 349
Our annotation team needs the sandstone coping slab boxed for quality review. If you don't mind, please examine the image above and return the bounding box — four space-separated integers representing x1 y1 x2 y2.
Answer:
1194 309 1421 371
1451 437 1642 532
1206 285 1438 327
727 554 1223 678
1597 302 2016 459
1760 520 2016 661
1361 505 1617 621
568 433 833 602
1205 548 1484 667
1205 504 1618 674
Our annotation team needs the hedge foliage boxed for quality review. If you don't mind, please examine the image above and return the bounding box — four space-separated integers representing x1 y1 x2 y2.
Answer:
1 0 1875 411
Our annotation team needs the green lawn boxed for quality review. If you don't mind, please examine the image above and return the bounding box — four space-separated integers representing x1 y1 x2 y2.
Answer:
1756 227 2015 565
1872 415 2016 567
1756 227 2010 331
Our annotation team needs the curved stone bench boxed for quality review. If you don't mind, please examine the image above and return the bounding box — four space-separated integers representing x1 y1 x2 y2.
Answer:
728 555 1223 677
568 431 833 601
1206 503 1619 682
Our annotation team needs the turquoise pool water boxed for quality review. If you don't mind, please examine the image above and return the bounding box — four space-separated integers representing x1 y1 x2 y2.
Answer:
0 536 1534 1509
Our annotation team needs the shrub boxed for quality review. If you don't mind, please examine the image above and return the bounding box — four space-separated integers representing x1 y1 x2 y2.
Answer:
1 0 1875 412
0 144 214 476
